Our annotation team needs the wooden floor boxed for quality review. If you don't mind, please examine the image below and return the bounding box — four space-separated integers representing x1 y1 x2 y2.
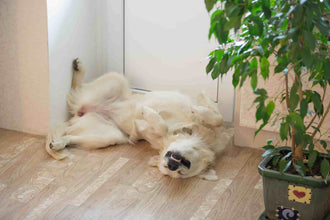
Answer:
0 128 264 220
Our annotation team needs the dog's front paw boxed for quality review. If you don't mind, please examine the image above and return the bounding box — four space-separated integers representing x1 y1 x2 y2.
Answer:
73 58 83 72
198 169 218 181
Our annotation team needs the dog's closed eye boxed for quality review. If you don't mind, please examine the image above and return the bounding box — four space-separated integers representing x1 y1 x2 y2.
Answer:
181 159 191 169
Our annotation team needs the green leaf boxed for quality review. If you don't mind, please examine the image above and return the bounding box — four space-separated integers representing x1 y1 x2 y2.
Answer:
267 138 276 145
283 152 292 160
261 149 274 159
320 140 327 150
302 134 313 149
308 150 318 169
211 62 220 79
260 57 269 80
295 159 306 176
232 65 240 88
250 57 258 72
206 57 217 74
308 143 315 152
250 73 258 90
275 59 288 73
315 19 330 36
280 122 290 140
320 158 330 180
288 112 305 133
250 16 264 36
266 101 275 116
279 160 292 174
325 60 330 83
304 31 316 50
255 122 267 136
208 22 217 39
205 0 215 12
255 105 265 122
214 49 225 62
211 10 222 23
262 145 275 150
300 99 308 118
302 48 313 68
262 5 271 19
311 126 320 133
289 83 299 110
311 92 323 115
272 155 280 167
239 62 250 87
219 54 229 74
293 5 304 25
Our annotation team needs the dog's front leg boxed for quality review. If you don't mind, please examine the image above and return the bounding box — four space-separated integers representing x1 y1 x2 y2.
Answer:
141 106 168 136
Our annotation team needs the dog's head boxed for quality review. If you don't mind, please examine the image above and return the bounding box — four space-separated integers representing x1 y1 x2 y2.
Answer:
157 135 215 179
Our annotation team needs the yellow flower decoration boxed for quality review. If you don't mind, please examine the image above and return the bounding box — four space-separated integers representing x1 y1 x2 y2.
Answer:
288 185 312 204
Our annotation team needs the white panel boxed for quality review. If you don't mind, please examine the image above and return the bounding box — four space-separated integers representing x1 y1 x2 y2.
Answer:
97 0 123 74
125 0 234 122
125 0 218 101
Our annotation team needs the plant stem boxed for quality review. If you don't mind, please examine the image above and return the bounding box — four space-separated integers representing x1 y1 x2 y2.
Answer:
285 74 289 110
293 75 303 161
296 75 303 101
284 73 299 159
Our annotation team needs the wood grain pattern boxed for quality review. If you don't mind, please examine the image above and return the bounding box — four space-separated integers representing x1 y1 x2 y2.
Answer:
0 128 264 220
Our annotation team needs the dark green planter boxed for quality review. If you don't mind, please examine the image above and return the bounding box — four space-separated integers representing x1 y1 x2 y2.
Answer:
258 149 330 220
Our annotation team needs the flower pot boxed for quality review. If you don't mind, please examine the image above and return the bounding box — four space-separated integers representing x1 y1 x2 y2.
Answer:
258 149 330 220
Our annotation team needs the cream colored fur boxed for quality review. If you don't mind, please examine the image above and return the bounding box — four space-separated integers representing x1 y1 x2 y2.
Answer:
46 59 226 180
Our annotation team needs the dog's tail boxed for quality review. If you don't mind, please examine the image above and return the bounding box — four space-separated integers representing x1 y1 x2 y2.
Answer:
45 122 70 160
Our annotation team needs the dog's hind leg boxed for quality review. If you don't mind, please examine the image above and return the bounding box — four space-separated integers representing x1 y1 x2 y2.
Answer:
50 132 129 150
45 122 70 160
193 92 224 127
50 113 129 151
71 58 85 89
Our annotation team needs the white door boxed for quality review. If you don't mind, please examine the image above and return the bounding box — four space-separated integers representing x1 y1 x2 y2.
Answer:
124 0 234 122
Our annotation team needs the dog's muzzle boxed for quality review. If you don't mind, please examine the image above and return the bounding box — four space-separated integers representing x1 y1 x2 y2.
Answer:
165 151 191 171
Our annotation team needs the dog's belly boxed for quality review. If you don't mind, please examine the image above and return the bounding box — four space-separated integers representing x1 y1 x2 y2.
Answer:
140 91 194 122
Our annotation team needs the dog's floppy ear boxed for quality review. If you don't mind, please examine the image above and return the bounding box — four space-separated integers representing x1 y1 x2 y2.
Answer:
193 145 215 166
198 168 218 181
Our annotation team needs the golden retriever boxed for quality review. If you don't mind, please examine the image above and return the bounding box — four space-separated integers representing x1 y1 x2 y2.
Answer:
46 59 226 180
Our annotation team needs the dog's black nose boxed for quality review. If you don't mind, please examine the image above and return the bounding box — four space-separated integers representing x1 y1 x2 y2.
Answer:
167 159 179 171
171 152 183 160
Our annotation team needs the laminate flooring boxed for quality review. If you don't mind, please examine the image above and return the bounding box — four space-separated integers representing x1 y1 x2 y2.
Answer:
0 128 264 220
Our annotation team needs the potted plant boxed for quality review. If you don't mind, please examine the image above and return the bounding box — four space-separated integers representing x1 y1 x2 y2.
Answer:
204 0 330 219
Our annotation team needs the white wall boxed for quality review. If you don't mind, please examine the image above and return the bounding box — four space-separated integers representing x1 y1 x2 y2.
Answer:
47 0 124 129
0 0 50 135
97 1 123 74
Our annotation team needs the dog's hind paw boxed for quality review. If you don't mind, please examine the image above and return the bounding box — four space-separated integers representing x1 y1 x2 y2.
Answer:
50 138 68 151
73 58 83 72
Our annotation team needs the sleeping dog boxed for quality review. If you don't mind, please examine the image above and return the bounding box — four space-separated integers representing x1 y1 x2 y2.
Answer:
46 59 226 180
